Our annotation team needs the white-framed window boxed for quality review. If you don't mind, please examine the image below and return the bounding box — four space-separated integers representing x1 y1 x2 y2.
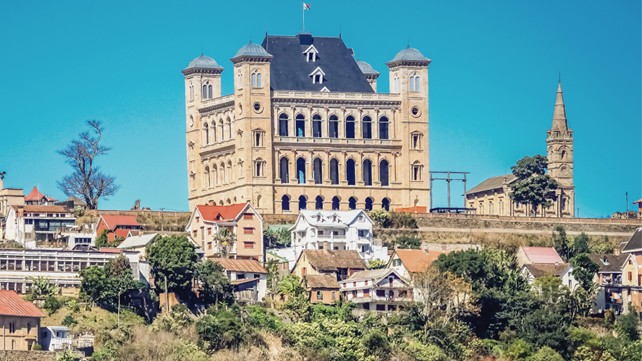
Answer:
309 67 325 84
303 45 319 62
251 72 263 88
253 129 265 147
411 132 423 149
411 162 423 181
254 159 266 177
409 75 421 91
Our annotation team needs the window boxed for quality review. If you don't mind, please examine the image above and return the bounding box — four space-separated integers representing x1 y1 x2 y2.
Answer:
279 113 289 136
409 75 421 91
189 83 194 101
628 272 633 281
379 116 389 140
332 196 340 210
207 227 212 235
312 114 322 137
313 158 323 184
392 259 401 267
244 227 254 235
309 67 325 84
254 159 266 177
411 133 422 149
380 160 389 186
364 289 370 296
299 195 307 210
346 159 356 185
365 198 373 211
345 115 355 138
192 230 197 238
9 322 15 334
315 291 323 300
251 72 262 88
226 118 232 139
202 123 210 145
202 82 213 99
349 197 357 210
315 196 324 210
412 162 423 181
253 130 264 147
362 159 372 186
244 241 255 249
282 195 291 211
331 291 336 300
393 76 400 93
328 115 339 138
296 114 305 137
362 116 372 139
296 158 306 184
330 159 339 185
280 157 289 184
382 198 390 211
253 102 261 112
204 166 211 188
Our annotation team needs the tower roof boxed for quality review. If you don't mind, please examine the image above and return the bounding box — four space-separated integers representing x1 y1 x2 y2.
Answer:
551 82 568 132
231 42 273 63
356 60 380 76
387 46 431 67
182 54 223 75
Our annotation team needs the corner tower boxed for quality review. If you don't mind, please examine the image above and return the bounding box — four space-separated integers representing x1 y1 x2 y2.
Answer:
546 81 575 217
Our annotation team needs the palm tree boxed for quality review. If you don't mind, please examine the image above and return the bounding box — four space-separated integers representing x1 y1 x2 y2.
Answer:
29 276 59 300
214 229 236 258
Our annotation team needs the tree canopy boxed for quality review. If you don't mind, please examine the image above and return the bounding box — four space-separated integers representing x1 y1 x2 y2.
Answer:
509 155 558 216
80 255 140 312
195 260 234 307
147 235 198 292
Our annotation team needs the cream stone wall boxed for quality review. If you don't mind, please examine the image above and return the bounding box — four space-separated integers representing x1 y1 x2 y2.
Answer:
0 316 40 351
185 48 430 214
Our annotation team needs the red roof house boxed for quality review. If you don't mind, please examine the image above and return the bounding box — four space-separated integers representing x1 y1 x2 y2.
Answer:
24 186 56 205
96 214 144 243
0 290 45 318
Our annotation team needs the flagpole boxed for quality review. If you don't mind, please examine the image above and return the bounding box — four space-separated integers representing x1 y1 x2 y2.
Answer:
302 2 305 32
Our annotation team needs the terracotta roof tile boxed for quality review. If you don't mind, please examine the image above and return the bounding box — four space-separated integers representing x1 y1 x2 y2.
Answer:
100 215 141 230
304 274 339 289
196 203 248 222
24 186 56 202
210 258 267 274
521 247 564 264
395 249 447 273
0 290 45 318
302 250 366 272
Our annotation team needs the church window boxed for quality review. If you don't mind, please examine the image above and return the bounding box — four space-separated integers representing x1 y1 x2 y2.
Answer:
560 150 567 160
279 113 289 136
379 116 389 140
313 158 323 184
253 102 261 112
345 115 355 139
279 157 289 183
202 123 209 145
312 114 322 137
202 82 213 99
296 114 306 137
409 75 421 91
329 115 339 138
226 118 232 139
204 166 211 188
380 159 389 186
411 132 423 149
348 197 357 210
282 195 291 211
218 120 224 141
332 196 340 210
315 196 324 210
346 159 356 185
382 198 390 211
254 159 265 177
330 158 339 185
296 158 307 184
220 162 226 183
499 200 504 215
212 165 218 185
362 116 372 139
411 106 420 117
489 201 494 214
365 197 374 211
362 159 372 186
253 129 264 147
412 162 423 181
251 72 263 88
299 195 307 210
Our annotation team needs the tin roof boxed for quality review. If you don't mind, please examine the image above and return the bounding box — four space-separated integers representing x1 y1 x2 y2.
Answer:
210 258 267 274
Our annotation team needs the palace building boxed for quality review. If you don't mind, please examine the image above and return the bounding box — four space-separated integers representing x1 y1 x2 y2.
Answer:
183 33 431 214
465 82 575 217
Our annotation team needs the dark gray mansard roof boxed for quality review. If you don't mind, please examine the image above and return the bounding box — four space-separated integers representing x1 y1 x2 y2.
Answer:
261 33 374 93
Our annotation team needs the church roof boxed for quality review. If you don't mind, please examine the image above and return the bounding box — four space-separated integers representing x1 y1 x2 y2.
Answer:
261 33 374 93
387 46 431 66
551 82 569 132
182 54 223 75
356 60 379 76
466 174 517 195
231 41 273 62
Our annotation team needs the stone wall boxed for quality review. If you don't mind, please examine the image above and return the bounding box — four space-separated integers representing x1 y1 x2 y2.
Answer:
0 351 55 361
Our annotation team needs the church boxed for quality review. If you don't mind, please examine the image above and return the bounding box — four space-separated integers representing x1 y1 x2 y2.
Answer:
183 33 431 214
465 82 575 217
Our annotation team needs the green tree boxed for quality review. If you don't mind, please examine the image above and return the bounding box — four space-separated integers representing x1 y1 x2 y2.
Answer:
527 346 565 361
616 310 640 341
590 236 615 254
79 255 139 312
278 274 310 321
395 235 422 249
263 227 291 248
195 260 234 307
213 229 235 257
572 233 591 256
509 155 558 216
552 226 571 261
29 276 59 300
570 254 599 291
95 229 110 248
367 259 387 269
147 235 198 292
368 209 391 228
196 306 247 351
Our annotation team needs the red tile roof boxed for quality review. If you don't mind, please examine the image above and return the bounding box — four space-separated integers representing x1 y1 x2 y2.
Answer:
100 215 141 230
521 247 564 264
98 247 122 254
24 186 55 202
23 205 70 214
196 203 248 222
0 290 46 318
395 249 447 273
209 258 267 274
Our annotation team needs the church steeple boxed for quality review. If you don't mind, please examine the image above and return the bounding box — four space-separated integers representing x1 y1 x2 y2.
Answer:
551 81 568 132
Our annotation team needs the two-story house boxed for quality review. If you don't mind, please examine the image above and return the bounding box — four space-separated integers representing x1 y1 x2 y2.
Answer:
587 254 630 313
289 209 388 263
0 290 44 351
185 202 264 261
209 258 267 303
95 214 144 243
339 268 413 314
5 205 76 246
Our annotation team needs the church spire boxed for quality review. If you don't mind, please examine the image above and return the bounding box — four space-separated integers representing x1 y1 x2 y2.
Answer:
551 81 568 132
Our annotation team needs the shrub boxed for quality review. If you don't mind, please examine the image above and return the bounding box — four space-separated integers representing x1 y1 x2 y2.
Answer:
395 236 421 249
527 346 564 361
403 340 447 361
389 212 418 229
62 314 77 327
369 209 391 228
44 296 62 315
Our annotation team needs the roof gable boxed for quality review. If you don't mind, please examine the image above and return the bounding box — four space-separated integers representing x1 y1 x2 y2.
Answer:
299 250 366 272
210 258 267 274
520 247 564 264
587 253 630 273
622 228 642 253
0 290 45 318
195 203 250 223
466 174 517 195
262 34 374 93
523 263 571 278
392 249 445 273
99 215 141 230
24 186 56 202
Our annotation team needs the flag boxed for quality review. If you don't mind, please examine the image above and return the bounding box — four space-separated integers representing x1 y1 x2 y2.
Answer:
303 3 311 10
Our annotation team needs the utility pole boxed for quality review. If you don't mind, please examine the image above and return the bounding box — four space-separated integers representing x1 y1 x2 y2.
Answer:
159 208 165 232
164 273 170 314
626 192 629 214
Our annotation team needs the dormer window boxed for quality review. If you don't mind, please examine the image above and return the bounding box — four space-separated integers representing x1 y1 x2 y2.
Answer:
303 45 319 62
320 86 330 92
309 67 325 84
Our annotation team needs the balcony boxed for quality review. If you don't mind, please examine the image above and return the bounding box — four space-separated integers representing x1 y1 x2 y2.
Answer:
275 136 401 148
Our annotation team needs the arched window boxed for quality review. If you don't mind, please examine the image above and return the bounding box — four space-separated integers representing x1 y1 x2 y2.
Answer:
253 129 264 147
212 165 218 185
346 159 356 185
220 162 226 184
499 200 504 215
380 160 389 186
365 197 374 211
299 195 307 210
313 158 323 184
393 76 400 93
312 114 322 137
218 120 224 141
296 158 306 184
362 116 372 139
254 158 265 177
279 157 289 184
202 123 209 145
362 159 372 186
345 115 355 139
257 73 262 88
227 161 233 184
296 114 305 137
329 115 339 138
189 84 194 101
279 113 289 136
226 118 232 139
256 195 262 208
560 150 567 160
282 195 291 211
204 166 210 188
348 197 357 210
315 196 324 210
208 84 213 98
379 116 389 140
330 159 339 185
332 196 340 210
415 76 421 91
382 198 390 211
409 76 415 91
202 83 208 99
411 132 422 149
412 162 423 181
211 124 217 143
251 73 257 88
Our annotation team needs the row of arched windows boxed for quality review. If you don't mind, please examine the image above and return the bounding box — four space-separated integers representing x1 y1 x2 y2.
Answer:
202 118 233 146
202 82 213 99
203 160 235 188
391 74 422 93
279 157 390 186
251 72 263 88
281 195 391 212
278 113 390 140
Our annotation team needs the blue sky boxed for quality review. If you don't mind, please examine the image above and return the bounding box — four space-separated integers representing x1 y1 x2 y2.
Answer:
0 1 639 217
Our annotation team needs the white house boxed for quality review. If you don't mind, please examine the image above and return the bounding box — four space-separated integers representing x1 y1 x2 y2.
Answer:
209 258 267 303
339 268 413 314
520 263 579 289
4 205 76 247
40 326 72 351
289 210 387 264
